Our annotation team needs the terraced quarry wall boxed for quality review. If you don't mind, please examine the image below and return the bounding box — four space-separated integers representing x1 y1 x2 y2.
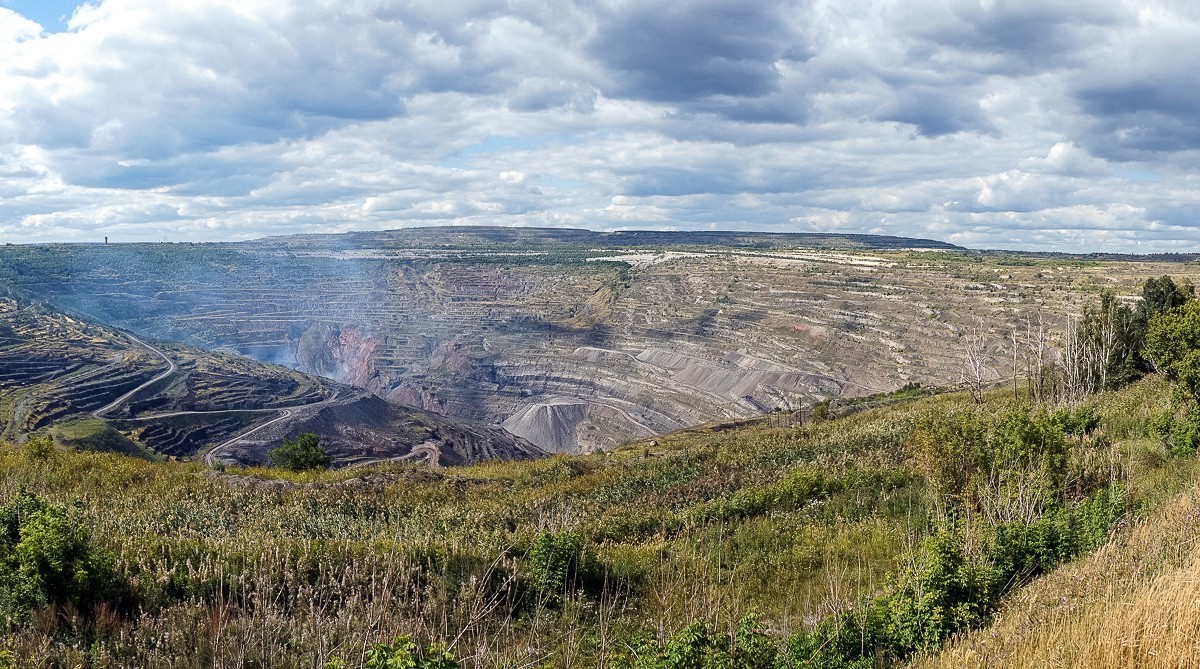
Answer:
0 299 541 466
0 300 166 439
1 229 1191 452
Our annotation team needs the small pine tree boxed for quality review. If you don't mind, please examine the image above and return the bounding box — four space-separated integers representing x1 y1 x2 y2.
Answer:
268 433 332 471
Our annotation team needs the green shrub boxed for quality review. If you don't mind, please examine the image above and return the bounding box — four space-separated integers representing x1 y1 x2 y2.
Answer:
702 466 832 522
783 619 875 669
268 433 332 471
1051 405 1099 436
810 400 831 421
1147 301 1200 404
619 615 775 669
1152 408 1200 456
910 404 1077 520
367 637 458 669
781 483 1128 668
23 435 54 460
528 530 583 594
0 490 120 630
907 407 986 511
327 636 459 669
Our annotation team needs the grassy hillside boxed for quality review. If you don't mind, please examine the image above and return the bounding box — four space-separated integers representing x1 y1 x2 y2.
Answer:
0 376 1188 668
917 397 1200 666
51 418 152 458
915 474 1200 668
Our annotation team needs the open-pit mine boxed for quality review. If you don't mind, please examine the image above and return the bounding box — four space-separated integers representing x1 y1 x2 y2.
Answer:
1 226 1192 458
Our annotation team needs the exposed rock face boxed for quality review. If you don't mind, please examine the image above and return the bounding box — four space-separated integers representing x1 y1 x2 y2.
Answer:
297 323 379 388
0 227 1178 453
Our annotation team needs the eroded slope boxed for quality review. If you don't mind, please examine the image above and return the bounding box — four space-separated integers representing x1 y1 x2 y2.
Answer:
0 299 541 466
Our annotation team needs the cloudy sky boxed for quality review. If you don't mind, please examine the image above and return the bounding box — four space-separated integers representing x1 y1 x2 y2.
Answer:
1 0 1199 251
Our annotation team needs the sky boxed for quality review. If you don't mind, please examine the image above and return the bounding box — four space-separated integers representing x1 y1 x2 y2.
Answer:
1 1 1199 251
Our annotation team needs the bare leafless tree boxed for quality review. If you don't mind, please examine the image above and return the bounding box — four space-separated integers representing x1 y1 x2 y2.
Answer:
1011 325 1020 400
1061 313 1096 404
1095 309 1118 392
961 317 988 403
1023 308 1052 404
1092 293 1136 391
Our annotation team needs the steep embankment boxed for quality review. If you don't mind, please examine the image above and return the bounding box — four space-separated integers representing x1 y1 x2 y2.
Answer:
917 463 1200 668
0 299 541 466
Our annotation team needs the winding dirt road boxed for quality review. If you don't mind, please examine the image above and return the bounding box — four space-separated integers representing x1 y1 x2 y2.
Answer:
92 333 178 419
91 330 340 468
201 391 339 467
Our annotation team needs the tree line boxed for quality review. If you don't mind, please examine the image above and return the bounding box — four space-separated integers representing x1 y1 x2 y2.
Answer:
963 275 1195 405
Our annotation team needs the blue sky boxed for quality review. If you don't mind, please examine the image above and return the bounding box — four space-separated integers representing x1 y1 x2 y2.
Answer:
1 0 1199 251
2 0 79 31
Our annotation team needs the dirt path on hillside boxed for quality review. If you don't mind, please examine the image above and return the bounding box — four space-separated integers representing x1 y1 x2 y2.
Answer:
89 331 340 468
202 391 340 467
92 333 178 418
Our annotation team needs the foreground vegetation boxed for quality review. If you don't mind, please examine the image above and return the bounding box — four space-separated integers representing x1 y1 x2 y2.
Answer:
0 372 1191 668
918 454 1200 668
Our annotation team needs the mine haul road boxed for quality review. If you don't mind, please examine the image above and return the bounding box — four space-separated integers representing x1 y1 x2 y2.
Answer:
201 390 340 468
91 333 178 419
89 331 339 468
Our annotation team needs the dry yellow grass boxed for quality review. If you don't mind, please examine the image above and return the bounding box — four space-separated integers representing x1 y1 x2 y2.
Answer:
916 480 1200 668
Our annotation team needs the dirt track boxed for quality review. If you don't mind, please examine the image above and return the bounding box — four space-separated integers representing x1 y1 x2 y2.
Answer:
90 331 339 468
91 333 177 419
202 391 340 467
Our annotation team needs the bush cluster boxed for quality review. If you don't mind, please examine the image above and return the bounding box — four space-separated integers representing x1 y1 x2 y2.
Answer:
0 490 122 630
619 616 776 669
723 400 1128 668
268 432 332 471
326 636 460 669
782 483 1126 667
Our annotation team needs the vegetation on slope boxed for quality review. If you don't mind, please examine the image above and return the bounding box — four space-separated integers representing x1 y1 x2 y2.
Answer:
0 371 1188 667
916 466 1200 667
51 418 148 458
916 393 1200 667
0 396 922 666
910 278 1200 668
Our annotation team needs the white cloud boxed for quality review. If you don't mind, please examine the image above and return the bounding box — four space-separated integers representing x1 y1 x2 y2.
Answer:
0 0 1198 251
1019 142 1109 176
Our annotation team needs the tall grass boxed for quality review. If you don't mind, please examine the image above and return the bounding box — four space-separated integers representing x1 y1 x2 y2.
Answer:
0 377 1186 667
915 477 1200 668
0 391 941 667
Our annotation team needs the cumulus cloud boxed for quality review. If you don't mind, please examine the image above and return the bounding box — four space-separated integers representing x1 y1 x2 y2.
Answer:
1071 3 1200 158
587 0 809 104
0 0 1198 251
